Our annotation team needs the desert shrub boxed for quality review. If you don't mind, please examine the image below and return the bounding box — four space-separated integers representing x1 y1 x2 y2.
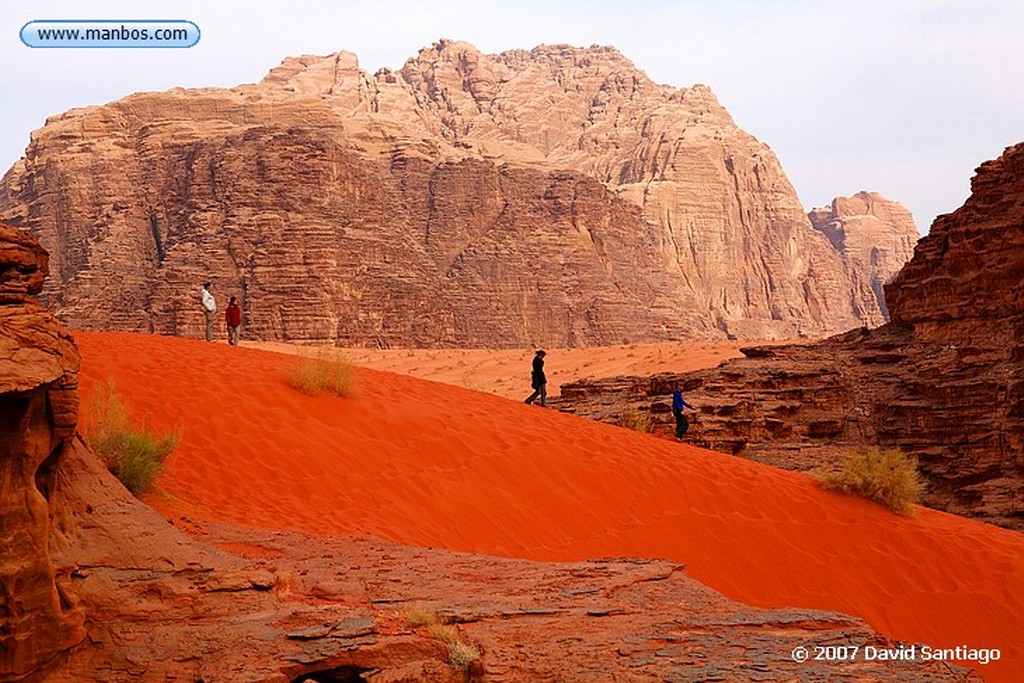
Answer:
86 379 179 495
617 406 652 433
427 623 461 644
446 639 481 672
403 607 480 672
287 349 356 397
403 604 440 627
428 624 480 672
820 447 924 515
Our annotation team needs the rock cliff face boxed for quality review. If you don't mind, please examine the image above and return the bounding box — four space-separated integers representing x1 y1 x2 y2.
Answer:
809 191 920 318
554 144 1024 531
0 223 966 682
0 40 916 346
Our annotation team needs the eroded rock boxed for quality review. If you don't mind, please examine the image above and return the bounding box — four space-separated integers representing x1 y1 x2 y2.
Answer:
0 223 84 679
0 41 917 347
554 143 1024 531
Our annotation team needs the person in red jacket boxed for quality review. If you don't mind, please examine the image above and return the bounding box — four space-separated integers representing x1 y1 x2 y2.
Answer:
225 296 242 346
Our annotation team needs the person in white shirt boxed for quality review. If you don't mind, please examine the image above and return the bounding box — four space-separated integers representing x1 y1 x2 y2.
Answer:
201 281 216 342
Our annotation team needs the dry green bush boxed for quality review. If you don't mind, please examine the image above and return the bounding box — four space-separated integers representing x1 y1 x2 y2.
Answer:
617 406 653 433
288 349 356 397
86 379 180 495
820 447 924 515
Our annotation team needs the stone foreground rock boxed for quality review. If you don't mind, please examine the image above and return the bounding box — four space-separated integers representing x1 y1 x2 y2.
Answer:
0 40 917 347
0 223 84 678
33 441 977 682
554 143 1024 531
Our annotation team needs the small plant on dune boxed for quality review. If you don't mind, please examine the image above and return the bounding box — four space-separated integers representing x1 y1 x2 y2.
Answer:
85 379 180 496
287 355 323 395
819 447 924 515
617 406 653 434
287 349 356 397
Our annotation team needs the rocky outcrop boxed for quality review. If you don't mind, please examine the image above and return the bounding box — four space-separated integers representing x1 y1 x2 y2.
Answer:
0 222 85 678
886 146 1024 332
554 144 1024 531
0 220 971 682
30 437 973 682
0 41 915 347
809 191 920 318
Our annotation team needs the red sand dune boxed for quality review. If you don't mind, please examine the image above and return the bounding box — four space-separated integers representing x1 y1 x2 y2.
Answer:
76 332 1023 681
252 339 750 400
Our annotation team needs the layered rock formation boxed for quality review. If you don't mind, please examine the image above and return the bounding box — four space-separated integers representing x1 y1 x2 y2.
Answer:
0 41 917 347
809 191 920 318
0 220 968 682
554 143 1024 531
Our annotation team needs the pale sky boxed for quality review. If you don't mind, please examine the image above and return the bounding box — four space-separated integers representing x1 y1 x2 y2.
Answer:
4 0 1023 233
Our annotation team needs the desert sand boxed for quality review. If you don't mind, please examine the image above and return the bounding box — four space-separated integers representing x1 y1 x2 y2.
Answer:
76 332 1023 682
252 339 750 399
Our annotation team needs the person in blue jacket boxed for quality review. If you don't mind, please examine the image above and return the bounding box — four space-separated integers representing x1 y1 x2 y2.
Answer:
672 383 694 440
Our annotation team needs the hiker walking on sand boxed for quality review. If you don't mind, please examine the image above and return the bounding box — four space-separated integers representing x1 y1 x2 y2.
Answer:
225 295 242 346
524 349 548 407
201 281 216 342
672 383 694 440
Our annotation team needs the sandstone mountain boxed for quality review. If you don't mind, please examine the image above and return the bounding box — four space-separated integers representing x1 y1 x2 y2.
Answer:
554 143 1024 531
0 40 917 346
808 191 919 319
1 222 970 682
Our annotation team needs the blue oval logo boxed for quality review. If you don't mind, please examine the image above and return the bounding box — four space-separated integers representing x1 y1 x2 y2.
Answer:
21 20 200 48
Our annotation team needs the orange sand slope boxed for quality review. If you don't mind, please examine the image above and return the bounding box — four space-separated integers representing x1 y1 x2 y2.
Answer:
77 332 1023 682
251 340 749 399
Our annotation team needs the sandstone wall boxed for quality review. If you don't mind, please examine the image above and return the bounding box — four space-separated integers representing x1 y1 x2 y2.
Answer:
0 41 918 346
809 191 920 318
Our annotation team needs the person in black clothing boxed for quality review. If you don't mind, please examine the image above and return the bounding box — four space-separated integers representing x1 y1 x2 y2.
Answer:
524 349 547 407
672 383 694 440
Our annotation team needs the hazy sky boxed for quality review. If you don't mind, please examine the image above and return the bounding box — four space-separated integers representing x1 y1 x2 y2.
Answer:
4 0 1023 233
